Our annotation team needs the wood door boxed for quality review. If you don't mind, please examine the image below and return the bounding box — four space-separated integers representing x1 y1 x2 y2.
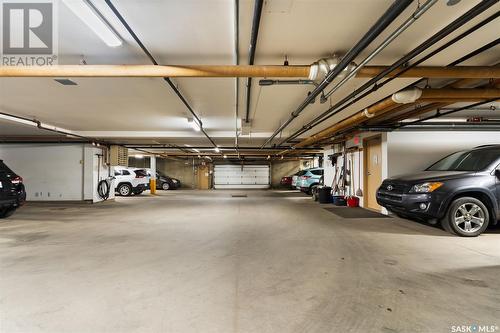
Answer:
364 136 382 210
197 165 210 190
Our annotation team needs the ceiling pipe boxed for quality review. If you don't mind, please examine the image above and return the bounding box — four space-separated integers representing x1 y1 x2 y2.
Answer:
260 0 414 148
0 111 168 158
259 79 316 86
244 0 264 123
359 123 500 131
373 102 448 124
368 64 500 124
320 0 437 102
354 66 500 79
104 0 220 152
280 4 500 146
0 111 97 143
394 99 499 129
2 65 500 79
290 88 500 149
234 0 240 158
124 146 320 151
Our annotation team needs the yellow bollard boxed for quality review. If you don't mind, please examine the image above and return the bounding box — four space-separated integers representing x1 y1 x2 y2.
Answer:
150 179 156 195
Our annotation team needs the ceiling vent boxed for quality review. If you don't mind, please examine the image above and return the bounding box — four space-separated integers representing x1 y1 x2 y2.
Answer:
54 79 77 86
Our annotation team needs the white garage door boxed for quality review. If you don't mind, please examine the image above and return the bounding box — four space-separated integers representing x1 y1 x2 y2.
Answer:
214 165 270 189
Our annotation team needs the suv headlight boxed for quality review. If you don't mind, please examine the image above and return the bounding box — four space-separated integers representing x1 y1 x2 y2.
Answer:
409 182 443 193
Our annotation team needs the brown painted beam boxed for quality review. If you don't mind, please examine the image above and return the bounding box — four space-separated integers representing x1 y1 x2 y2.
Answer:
356 66 500 79
291 88 500 149
1 65 500 79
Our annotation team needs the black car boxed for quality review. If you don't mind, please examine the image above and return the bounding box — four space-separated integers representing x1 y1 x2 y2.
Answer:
0 160 26 218
156 172 180 190
377 145 500 237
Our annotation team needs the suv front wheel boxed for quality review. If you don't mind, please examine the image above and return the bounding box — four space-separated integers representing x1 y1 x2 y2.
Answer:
442 197 489 237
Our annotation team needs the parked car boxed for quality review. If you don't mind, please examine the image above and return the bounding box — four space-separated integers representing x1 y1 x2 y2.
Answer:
377 145 500 237
291 170 306 188
280 175 293 187
150 171 180 190
297 168 324 194
0 160 26 218
114 167 150 196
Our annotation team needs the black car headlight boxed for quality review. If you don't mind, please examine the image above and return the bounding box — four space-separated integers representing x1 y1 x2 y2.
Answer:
409 182 443 193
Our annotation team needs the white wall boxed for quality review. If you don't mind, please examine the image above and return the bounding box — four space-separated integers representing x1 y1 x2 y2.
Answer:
0 144 112 202
84 146 115 202
387 131 500 177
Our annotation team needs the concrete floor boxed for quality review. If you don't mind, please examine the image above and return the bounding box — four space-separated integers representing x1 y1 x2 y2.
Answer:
1 190 500 333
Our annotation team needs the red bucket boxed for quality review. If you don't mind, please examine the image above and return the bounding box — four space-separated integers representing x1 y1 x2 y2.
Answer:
347 196 360 207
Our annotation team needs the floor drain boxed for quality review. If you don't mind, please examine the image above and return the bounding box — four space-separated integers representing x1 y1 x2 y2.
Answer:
231 194 247 198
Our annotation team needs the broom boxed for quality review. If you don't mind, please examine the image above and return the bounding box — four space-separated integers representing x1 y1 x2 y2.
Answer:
355 149 363 197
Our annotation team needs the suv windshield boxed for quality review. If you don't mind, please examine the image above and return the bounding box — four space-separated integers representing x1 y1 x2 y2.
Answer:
427 149 500 172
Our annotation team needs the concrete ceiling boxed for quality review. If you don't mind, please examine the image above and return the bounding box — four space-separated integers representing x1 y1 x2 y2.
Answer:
1 0 499 148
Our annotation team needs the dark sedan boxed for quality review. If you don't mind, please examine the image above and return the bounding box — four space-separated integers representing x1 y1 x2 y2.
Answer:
156 172 181 190
280 176 293 187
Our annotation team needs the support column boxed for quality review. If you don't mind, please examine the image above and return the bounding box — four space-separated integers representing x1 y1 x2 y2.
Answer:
150 155 156 194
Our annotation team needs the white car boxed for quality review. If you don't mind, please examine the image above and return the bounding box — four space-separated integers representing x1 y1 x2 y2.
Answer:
113 167 150 196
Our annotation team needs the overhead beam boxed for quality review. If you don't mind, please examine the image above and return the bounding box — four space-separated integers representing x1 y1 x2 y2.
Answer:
355 66 500 79
290 88 500 149
1 65 500 79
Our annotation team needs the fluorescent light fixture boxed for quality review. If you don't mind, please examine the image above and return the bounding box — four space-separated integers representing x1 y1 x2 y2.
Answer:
62 0 122 47
223 155 227 159
187 118 201 131
402 118 467 123
135 154 144 159
0 113 36 126
214 147 220 153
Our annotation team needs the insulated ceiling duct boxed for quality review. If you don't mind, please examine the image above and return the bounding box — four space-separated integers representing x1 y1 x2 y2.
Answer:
392 87 423 104
308 56 356 82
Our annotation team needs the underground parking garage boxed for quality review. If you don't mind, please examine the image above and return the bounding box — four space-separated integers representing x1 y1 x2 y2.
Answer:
1 0 500 332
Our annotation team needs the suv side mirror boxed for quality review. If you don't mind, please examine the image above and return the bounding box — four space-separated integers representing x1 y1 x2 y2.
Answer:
495 169 500 179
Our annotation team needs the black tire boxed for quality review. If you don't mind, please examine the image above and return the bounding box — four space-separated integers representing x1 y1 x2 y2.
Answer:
0 207 17 219
306 183 318 195
162 182 170 190
117 183 132 196
311 185 320 200
134 190 144 195
441 197 489 237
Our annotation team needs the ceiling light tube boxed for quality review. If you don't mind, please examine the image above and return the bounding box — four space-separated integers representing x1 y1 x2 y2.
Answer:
63 0 122 47
0 113 37 126
188 118 201 132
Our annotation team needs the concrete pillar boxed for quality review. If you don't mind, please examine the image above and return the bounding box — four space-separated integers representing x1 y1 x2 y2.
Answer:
150 155 156 194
